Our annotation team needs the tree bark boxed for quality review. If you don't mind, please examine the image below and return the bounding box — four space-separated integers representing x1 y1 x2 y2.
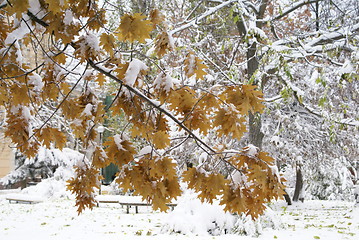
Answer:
248 112 264 149
283 190 292 205
315 0 320 31
293 164 304 202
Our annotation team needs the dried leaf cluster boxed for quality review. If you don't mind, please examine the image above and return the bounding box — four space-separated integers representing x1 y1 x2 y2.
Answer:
0 1 286 217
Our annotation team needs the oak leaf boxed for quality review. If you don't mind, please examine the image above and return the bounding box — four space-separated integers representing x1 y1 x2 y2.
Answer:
168 87 197 115
95 73 107 87
149 9 165 26
213 106 247 140
7 0 29 19
154 31 174 57
152 130 170 149
222 85 265 115
104 134 136 166
116 13 153 43
45 0 69 13
38 127 66 149
184 52 208 80
220 187 247 215
67 165 101 214
92 146 109 168
100 33 116 57
114 62 129 80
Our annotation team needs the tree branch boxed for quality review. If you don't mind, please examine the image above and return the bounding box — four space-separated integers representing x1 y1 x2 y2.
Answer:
170 0 237 35
271 0 325 21
279 75 359 127
88 59 217 154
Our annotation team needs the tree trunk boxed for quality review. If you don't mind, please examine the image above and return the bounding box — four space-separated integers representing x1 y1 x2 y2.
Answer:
293 165 304 202
283 190 292 205
315 0 320 31
248 112 264 149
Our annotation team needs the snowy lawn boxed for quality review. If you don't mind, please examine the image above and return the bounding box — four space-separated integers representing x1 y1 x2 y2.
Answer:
0 195 358 240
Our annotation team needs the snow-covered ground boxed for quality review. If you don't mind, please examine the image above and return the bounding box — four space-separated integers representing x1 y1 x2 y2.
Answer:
0 192 358 240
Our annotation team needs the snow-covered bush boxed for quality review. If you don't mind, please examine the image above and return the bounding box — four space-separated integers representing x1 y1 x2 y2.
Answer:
0 147 83 189
162 189 235 236
231 208 282 236
162 189 282 236
305 157 354 201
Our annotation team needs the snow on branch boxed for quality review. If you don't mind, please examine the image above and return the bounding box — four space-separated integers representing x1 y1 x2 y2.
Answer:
305 23 359 47
87 60 216 155
279 75 359 127
340 119 359 127
170 0 238 35
271 0 325 21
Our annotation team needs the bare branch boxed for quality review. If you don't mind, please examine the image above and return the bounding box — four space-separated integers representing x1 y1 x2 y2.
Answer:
170 0 237 35
271 0 325 21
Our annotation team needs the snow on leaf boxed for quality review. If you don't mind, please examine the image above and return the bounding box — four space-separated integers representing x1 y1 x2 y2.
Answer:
184 51 208 80
154 31 174 57
124 59 148 87
149 9 165 27
104 135 136 167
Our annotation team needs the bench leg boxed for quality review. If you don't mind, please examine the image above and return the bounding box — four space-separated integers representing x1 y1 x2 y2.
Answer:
135 206 138 214
126 205 130 214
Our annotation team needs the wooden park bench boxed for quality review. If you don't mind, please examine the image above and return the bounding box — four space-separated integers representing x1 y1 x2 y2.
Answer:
6 194 44 204
119 201 177 214
95 195 177 213
95 195 121 207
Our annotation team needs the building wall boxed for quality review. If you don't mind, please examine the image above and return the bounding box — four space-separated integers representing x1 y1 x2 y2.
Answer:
0 107 15 178
0 136 14 178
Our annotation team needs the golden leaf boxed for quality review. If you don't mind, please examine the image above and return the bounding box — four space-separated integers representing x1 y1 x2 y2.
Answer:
114 62 129 80
154 31 173 57
185 108 211 135
43 82 59 101
60 82 71 95
44 0 69 13
167 87 197 115
149 9 165 26
184 52 208 80
117 155 181 212
213 106 247 140
61 100 81 120
5 110 39 158
6 0 29 19
152 130 170 149
183 167 228 203
222 85 265 115
100 33 116 57
198 93 220 111
67 165 101 214
38 127 67 150
104 135 136 166
95 73 107 86
229 154 249 169
11 84 30 105
257 151 275 165
92 146 109 168
54 53 67 65
116 13 153 43
220 187 247 215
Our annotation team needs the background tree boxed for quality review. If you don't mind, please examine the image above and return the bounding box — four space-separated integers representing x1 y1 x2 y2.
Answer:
0 0 357 218
0 0 287 219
